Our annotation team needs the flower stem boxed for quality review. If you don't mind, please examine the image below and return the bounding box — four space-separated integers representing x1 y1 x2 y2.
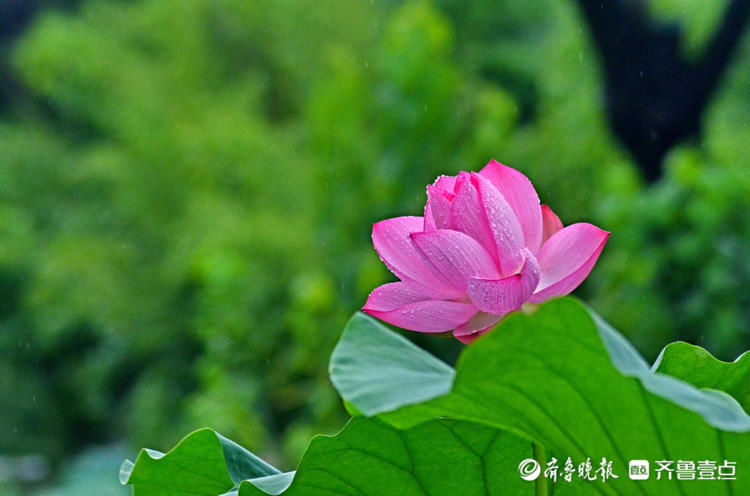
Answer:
533 442 547 496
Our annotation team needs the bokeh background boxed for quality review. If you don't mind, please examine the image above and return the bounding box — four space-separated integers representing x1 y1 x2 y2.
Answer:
0 0 748 494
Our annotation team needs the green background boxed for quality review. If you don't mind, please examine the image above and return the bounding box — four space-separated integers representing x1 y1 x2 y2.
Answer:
0 0 748 493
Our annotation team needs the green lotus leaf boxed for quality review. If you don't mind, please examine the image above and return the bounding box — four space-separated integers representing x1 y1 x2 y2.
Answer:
122 417 542 495
330 297 750 495
653 341 750 412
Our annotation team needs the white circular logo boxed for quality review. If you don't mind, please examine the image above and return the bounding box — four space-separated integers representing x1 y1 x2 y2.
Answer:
518 458 541 481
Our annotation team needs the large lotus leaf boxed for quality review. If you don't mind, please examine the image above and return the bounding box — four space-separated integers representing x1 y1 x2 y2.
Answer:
121 417 544 496
330 298 750 495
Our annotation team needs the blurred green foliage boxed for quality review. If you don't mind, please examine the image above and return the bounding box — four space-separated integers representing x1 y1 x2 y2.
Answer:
0 0 748 492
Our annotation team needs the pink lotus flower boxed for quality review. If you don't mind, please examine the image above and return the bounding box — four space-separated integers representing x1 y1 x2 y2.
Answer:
363 160 609 343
